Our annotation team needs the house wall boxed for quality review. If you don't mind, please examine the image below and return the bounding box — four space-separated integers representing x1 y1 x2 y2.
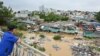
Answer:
15 13 28 18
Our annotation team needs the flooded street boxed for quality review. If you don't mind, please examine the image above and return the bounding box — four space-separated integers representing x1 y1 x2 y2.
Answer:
22 31 79 56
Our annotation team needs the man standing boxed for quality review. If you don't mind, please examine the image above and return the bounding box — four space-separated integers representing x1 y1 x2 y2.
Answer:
0 25 20 56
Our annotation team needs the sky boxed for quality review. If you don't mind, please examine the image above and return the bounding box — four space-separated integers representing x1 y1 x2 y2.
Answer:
2 0 100 12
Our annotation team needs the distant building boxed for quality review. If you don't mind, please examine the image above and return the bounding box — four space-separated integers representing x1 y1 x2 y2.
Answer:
15 10 32 18
39 5 45 12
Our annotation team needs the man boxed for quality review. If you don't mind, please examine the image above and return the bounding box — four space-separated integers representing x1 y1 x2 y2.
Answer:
0 25 21 56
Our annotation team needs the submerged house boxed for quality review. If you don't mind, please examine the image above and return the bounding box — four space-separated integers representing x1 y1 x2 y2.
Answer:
40 23 60 33
60 24 78 34
83 22 100 38
40 21 78 34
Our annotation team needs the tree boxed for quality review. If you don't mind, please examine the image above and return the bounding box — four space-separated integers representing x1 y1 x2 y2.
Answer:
0 1 14 25
31 12 69 22
61 16 69 21
95 12 100 22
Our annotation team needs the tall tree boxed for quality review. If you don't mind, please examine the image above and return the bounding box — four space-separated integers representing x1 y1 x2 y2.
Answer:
0 1 14 25
95 12 100 22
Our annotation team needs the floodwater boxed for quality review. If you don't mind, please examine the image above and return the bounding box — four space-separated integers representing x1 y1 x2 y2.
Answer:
21 31 79 56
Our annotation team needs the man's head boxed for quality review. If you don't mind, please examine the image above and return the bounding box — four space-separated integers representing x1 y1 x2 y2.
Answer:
7 24 17 34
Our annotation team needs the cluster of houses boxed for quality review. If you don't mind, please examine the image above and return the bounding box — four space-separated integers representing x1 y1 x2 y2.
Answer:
14 10 79 34
39 5 95 20
40 21 78 34
14 10 100 37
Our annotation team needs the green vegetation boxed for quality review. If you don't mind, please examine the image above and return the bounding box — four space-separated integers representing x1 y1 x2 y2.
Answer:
84 36 95 40
38 47 46 52
90 46 100 52
17 23 27 31
14 32 23 37
40 34 45 38
0 1 14 25
31 12 69 22
95 12 100 22
31 43 38 48
53 35 61 40
95 47 100 52
31 43 46 52
8 20 27 31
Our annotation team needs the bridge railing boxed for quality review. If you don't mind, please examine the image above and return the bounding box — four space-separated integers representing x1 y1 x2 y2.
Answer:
0 31 48 56
11 42 49 56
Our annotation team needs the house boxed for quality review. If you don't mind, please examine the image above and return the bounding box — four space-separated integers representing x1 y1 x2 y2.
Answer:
83 22 100 38
15 10 32 18
40 21 78 34
19 19 36 25
40 23 60 33
60 24 78 34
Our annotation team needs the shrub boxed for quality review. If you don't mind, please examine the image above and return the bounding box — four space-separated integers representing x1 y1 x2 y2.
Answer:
53 35 61 40
32 43 38 48
17 23 27 31
96 48 100 52
40 34 45 38
38 47 46 52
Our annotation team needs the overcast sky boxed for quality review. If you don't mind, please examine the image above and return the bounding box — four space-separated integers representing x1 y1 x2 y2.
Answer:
2 0 100 12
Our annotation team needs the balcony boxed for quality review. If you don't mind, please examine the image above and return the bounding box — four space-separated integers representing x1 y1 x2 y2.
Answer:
11 42 49 56
0 31 48 56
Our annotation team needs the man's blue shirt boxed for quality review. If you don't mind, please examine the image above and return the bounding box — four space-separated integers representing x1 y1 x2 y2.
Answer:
0 31 18 56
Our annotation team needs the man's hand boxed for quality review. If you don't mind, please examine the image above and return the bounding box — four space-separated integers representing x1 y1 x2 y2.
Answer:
17 38 21 43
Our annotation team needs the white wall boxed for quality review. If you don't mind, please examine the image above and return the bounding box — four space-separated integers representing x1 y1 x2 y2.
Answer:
15 13 28 18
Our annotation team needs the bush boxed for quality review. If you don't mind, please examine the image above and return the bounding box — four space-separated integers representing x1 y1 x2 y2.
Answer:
61 16 69 21
53 35 61 40
40 34 45 38
96 48 100 52
38 47 46 52
17 23 27 31
38 12 69 22
32 43 38 48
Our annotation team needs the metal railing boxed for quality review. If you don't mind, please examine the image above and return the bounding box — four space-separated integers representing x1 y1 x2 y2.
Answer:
11 42 49 56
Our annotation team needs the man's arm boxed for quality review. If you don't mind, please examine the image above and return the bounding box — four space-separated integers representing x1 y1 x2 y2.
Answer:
6 35 19 43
